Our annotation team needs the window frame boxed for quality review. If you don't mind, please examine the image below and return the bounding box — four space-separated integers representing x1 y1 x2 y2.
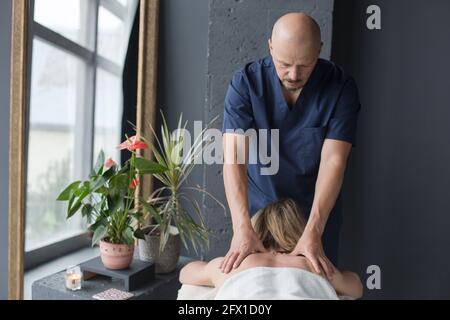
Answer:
24 0 129 270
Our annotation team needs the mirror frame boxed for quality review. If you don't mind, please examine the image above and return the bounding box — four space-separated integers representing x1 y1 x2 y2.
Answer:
8 0 159 300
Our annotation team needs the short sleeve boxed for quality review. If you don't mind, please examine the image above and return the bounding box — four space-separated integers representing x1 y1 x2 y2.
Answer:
326 77 361 146
222 70 254 133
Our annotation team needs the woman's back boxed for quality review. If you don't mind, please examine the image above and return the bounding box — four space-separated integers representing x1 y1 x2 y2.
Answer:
211 252 315 287
209 253 340 300
179 198 363 299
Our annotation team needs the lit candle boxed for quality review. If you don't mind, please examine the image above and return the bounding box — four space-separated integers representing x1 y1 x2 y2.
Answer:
65 266 82 291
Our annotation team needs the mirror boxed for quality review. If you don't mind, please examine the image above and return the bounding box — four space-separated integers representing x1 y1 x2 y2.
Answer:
8 0 159 299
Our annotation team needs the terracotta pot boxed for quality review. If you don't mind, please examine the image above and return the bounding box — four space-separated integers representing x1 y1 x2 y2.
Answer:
138 225 181 274
99 240 134 270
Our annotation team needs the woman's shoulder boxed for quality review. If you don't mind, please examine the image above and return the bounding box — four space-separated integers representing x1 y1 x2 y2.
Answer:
205 253 315 288
239 252 314 272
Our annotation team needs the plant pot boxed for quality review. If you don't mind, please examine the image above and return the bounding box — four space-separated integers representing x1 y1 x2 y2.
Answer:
138 225 181 274
99 240 134 270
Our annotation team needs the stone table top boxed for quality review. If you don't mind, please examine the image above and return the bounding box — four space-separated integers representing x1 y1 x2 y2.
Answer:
32 256 192 300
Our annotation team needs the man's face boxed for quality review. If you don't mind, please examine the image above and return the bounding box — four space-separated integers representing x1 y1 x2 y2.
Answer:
269 38 320 93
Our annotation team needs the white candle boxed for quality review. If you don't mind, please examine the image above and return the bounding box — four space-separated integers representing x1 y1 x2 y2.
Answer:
65 266 82 291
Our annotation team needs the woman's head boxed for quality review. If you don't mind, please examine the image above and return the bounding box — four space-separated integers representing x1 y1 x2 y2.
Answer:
251 198 307 253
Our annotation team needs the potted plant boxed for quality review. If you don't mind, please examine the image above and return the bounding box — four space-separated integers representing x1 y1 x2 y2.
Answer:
134 114 225 273
57 136 167 270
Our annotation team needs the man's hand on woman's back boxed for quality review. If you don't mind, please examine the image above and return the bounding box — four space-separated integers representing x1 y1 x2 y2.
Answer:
290 229 336 280
219 225 267 273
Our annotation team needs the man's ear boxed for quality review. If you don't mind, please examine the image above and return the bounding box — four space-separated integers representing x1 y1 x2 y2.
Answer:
268 38 272 53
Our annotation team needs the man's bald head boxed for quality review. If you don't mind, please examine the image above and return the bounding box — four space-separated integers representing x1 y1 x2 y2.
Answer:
270 12 321 52
268 13 322 92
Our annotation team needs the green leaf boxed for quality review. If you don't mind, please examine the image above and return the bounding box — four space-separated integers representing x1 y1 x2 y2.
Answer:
122 227 134 245
141 201 161 224
109 174 129 193
74 182 90 196
68 200 83 219
57 181 81 201
135 157 168 174
107 195 124 215
111 173 129 186
81 204 93 218
101 167 116 181
93 150 105 176
89 216 107 232
92 225 107 246
133 228 146 240
95 186 108 195
131 211 145 225
67 193 76 218
117 162 130 175
151 144 166 167
130 153 136 167
90 175 107 192
67 188 90 218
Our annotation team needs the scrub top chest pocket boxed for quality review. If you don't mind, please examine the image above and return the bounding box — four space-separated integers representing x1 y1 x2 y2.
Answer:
287 126 327 175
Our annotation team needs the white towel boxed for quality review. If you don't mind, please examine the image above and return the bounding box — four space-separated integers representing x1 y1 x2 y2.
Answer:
213 267 339 300
177 284 219 300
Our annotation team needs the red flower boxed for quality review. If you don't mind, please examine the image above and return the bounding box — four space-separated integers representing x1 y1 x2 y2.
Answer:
117 136 148 151
104 157 117 169
129 178 139 189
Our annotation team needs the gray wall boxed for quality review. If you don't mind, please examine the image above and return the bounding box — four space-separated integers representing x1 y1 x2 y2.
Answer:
156 0 209 258
333 0 450 299
203 0 334 259
0 0 12 300
157 0 334 260
157 0 209 130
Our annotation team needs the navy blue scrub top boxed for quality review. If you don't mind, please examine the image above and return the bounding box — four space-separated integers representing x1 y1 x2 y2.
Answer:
222 55 361 224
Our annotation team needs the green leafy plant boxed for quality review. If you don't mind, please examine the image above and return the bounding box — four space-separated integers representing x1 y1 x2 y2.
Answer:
57 136 167 246
134 113 225 254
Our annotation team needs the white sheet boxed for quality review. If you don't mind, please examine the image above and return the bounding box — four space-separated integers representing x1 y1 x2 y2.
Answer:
177 284 219 300
177 266 344 300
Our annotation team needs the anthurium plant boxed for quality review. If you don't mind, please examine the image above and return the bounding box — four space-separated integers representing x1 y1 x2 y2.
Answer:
57 135 167 246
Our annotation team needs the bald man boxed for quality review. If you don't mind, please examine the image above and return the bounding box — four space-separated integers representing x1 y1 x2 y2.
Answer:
220 13 361 280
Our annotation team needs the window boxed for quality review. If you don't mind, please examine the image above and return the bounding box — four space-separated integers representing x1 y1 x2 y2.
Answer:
25 0 138 267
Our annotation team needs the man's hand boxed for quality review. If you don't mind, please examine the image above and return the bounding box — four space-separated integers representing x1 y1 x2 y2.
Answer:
220 225 267 273
290 230 336 280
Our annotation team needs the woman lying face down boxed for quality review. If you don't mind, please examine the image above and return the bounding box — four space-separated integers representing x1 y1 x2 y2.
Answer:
179 199 363 299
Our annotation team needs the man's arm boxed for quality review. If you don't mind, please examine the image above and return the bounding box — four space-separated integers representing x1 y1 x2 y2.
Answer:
223 133 252 231
220 133 267 273
291 138 352 278
307 138 352 236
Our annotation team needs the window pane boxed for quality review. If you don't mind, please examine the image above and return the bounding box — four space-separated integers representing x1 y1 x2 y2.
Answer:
97 6 127 65
94 69 122 164
34 0 93 49
26 38 87 252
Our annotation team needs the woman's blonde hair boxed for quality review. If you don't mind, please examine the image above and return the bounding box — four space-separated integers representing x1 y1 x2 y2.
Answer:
251 198 307 253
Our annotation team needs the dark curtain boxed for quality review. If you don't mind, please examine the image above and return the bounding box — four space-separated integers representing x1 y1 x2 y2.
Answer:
121 3 140 165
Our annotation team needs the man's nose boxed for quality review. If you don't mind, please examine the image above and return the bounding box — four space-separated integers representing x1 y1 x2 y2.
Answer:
289 67 300 81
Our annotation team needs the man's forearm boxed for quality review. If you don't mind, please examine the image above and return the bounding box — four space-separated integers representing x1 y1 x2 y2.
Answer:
223 133 252 232
223 163 252 231
306 157 347 236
